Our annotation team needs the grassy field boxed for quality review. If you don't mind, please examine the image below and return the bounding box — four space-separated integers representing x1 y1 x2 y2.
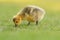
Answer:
0 0 60 40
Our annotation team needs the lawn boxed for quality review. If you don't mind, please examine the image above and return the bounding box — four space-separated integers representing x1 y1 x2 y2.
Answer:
0 0 60 40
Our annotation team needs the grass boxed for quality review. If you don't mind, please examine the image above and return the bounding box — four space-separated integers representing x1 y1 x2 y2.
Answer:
0 31 60 40
0 0 60 40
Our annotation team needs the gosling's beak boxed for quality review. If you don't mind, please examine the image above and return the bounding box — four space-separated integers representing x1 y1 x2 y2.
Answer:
15 24 18 27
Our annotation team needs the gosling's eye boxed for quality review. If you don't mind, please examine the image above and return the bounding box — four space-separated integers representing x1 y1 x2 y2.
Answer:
16 21 18 23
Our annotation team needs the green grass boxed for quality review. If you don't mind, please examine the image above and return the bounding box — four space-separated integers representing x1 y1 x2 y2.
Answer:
0 0 60 40
0 31 60 40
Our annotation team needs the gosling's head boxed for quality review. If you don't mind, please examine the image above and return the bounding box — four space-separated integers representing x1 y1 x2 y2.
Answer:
13 16 22 27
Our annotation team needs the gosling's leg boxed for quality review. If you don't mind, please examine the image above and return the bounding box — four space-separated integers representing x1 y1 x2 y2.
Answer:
27 22 30 25
36 21 38 25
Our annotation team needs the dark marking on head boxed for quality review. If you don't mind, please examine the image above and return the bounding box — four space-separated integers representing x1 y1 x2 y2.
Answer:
13 18 16 22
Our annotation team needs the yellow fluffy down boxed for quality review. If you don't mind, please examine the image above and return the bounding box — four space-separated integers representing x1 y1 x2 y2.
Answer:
25 15 35 22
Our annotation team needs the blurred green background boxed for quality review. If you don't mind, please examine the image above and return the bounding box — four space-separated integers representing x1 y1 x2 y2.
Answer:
0 0 60 40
